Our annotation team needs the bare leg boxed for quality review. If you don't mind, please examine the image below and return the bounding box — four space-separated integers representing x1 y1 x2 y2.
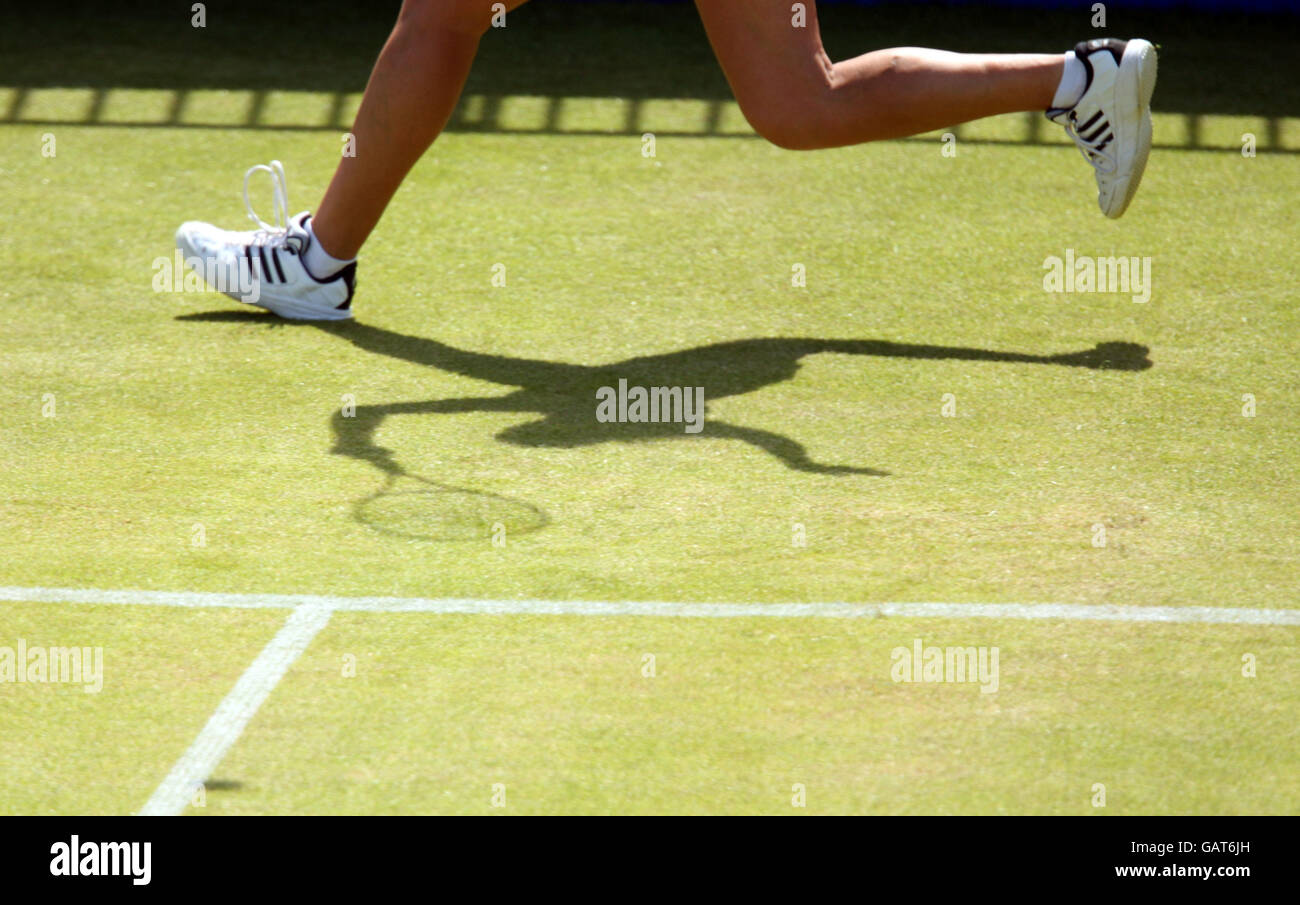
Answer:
695 0 1063 149
315 0 1062 259
312 0 530 259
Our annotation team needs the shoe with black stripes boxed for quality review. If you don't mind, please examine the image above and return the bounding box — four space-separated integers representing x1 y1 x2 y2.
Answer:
1049 38 1157 219
174 161 356 320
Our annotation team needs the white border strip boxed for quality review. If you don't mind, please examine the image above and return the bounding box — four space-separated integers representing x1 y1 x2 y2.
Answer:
137 604 332 817
1 585 1297 625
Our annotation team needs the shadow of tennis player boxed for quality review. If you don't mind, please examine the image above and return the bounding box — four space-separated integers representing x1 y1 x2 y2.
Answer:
178 312 1152 478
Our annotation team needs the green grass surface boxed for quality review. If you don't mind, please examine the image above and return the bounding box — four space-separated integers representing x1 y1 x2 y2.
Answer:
1 2 1298 814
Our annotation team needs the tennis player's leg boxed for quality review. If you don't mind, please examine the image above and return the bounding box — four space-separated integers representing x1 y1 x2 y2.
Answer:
313 0 532 261
694 0 1155 217
175 0 531 320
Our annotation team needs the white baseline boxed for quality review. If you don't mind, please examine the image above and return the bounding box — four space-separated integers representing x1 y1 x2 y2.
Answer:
2 585 1297 625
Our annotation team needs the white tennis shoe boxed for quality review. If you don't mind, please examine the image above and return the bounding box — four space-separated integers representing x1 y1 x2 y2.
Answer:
175 161 356 320
1049 38 1158 219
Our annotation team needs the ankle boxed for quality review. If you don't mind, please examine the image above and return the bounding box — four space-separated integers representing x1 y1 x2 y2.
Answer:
1051 52 1085 109
303 216 357 279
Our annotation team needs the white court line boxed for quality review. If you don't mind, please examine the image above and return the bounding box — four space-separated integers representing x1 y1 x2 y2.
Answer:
136 604 332 817
1 585 1298 625
3 584 1295 816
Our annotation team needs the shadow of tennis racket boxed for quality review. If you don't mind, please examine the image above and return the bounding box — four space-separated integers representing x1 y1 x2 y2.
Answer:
353 470 549 541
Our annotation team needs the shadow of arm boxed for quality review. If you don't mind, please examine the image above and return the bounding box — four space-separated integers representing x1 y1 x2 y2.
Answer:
817 339 1151 371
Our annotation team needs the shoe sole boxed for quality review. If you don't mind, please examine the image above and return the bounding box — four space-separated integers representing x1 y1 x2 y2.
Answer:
1105 39 1158 219
174 229 354 321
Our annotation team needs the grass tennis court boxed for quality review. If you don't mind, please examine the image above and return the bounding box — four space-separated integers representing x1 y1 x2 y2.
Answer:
2 1 1297 815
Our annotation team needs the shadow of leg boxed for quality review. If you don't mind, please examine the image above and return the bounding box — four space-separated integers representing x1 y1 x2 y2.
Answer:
707 420 889 476
331 396 525 476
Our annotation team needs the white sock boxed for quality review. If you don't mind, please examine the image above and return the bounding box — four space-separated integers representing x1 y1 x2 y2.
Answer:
1051 52 1087 109
303 217 355 279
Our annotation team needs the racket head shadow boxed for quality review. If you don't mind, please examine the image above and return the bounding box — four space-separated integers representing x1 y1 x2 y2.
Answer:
353 473 548 541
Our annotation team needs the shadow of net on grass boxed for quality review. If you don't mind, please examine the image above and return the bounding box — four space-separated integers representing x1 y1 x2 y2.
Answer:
5 1 1298 152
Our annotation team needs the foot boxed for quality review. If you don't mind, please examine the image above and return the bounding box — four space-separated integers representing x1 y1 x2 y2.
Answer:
174 161 356 320
1048 38 1158 219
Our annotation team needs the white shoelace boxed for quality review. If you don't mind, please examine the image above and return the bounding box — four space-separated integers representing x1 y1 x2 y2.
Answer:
243 159 290 233
1062 115 1118 176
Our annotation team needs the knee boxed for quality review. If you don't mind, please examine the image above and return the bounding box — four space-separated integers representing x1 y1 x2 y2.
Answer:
731 63 840 151
740 99 832 151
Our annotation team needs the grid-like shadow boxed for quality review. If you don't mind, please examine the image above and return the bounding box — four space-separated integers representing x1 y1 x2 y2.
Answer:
3 1 1298 152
